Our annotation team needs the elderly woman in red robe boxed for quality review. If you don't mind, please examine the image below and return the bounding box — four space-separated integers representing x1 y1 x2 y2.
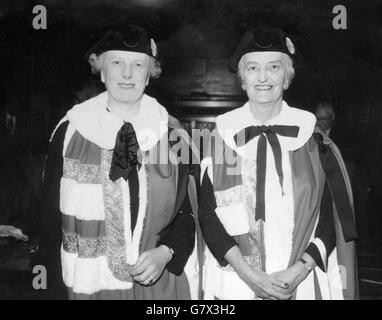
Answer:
38 25 197 300
199 26 358 300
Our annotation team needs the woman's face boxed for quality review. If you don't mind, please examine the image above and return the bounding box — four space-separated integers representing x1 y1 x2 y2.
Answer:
241 51 287 106
101 50 150 105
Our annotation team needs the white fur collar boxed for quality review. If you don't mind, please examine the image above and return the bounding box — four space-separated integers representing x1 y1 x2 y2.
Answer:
216 101 316 159
66 92 169 151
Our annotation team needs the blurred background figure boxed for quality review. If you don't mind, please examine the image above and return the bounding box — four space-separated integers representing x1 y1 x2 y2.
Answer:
314 101 353 175
315 101 376 291
315 101 335 136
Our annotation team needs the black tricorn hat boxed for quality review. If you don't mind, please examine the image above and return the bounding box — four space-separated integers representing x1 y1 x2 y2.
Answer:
228 26 295 72
85 24 157 59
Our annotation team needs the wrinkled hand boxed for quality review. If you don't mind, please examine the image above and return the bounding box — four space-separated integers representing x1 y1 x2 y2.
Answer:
271 262 309 295
130 245 172 286
245 269 292 300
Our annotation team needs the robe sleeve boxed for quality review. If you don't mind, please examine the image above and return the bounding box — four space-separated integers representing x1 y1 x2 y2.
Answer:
156 129 199 276
36 120 68 299
304 182 336 272
199 171 237 267
157 191 196 276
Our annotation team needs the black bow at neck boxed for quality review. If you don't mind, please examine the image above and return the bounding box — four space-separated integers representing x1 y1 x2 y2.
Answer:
234 124 300 221
109 122 141 182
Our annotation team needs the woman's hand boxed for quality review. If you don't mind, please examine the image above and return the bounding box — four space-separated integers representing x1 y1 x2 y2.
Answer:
241 267 292 300
224 246 291 300
271 261 310 295
244 269 292 300
130 245 172 286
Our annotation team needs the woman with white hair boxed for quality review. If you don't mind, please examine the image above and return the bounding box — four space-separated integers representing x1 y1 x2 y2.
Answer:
38 25 197 300
199 26 358 300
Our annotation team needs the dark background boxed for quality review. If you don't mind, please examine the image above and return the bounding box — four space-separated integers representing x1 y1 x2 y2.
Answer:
0 0 382 298
1 0 382 162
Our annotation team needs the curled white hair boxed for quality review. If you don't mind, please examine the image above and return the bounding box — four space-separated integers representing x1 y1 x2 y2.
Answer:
88 53 162 79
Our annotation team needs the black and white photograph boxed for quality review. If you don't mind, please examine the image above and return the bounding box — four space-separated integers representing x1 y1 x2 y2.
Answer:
0 0 381 302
